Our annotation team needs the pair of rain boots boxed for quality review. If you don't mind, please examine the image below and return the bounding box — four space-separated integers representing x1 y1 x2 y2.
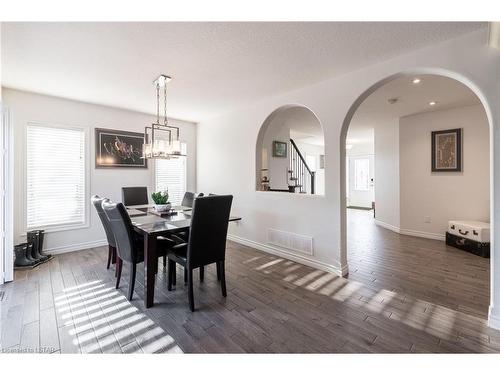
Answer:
14 230 52 269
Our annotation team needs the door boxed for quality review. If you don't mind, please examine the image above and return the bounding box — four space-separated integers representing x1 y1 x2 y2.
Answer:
1 106 14 283
348 154 374 208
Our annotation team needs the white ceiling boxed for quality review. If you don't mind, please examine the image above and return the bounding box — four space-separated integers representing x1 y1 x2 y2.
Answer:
281 106 324 146
1 22 486 122
347 74 481 145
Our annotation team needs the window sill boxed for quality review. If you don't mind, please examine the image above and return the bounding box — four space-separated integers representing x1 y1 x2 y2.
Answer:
23 222 90 236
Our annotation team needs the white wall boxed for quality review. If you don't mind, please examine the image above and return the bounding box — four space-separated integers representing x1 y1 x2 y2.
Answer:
3 88 197 253
400 104 489 239
374 119 400 230
262 116 291 190
196 29 500 328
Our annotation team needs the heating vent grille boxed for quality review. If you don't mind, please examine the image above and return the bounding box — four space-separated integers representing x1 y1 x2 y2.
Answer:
267 228 314 255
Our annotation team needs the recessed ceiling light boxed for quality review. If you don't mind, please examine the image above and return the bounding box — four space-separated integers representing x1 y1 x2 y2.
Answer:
412 78 421 84
429 101 437 106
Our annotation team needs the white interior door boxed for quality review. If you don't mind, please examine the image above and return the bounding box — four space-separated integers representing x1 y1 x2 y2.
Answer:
1 106 14 283
348 154 374 208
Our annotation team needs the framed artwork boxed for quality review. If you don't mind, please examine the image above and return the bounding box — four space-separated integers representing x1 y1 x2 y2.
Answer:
431 128 462 172
95 128 147 168
272 141 287 158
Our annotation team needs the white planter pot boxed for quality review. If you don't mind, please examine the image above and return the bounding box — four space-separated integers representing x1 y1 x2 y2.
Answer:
154 203 171 212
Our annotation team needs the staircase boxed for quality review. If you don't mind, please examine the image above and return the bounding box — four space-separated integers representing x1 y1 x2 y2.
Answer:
288 138 315 194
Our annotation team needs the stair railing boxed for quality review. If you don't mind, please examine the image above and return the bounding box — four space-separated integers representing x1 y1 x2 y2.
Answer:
289 138 315 194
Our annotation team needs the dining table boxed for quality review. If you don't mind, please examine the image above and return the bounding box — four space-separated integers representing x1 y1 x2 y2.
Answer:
127 206 241 308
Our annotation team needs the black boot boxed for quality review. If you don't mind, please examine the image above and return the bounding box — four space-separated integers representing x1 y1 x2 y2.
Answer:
37 230 52 259
14 243 38 269
26 242 40 264
27 231 49 263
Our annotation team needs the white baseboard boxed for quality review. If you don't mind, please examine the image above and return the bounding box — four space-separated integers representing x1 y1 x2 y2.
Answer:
374 219 400 233
374 220 445 241
227 234 347 276
44 239 108 255
399 228 445 241
489 307 500 331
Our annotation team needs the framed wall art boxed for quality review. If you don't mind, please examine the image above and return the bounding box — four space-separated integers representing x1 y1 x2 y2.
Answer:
431 128 462 172
95 128 147 168
272 140 287 158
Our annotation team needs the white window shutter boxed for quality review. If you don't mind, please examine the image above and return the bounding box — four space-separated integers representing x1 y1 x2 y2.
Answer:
155 157 187 206
26 124 86 229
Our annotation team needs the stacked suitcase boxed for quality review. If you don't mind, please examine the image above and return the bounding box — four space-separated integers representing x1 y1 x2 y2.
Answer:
446 220 490 258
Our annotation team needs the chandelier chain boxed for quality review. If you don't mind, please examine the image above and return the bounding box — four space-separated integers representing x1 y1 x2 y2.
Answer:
164 84 168 126
156 82 160 124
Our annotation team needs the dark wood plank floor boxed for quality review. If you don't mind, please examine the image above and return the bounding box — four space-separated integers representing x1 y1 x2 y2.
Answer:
0 209 497 353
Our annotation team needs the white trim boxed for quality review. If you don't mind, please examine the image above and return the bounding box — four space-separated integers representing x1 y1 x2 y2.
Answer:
374 219 400 234
2 107 14 283
488 306 500 330
374 220 446 241
399 228 446 241
227 234 347 276
44 239 108 255
23 121 91 234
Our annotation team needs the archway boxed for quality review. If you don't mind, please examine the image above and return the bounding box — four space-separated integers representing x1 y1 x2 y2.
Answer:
256 105 325 195
339 70 494 319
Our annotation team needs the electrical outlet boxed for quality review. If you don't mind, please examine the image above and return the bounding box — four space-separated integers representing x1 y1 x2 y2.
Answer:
424 216 431 223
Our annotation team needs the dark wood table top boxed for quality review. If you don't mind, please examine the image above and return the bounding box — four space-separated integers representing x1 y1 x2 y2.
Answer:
129 209 241 236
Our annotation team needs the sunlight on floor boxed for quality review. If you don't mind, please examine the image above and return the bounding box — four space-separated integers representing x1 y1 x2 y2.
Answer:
246 254 465 343
55 280 183 353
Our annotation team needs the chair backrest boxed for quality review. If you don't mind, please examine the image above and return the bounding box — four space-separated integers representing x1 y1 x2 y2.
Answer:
181 192 196 208
91 195 116 247
102 200 136 263
187 195 233 268
181 192 204 208
122 186 148 206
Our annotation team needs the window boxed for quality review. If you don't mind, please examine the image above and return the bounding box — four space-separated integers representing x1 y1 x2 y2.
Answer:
26 124 87 230
155 157 187 206
354 158 370 191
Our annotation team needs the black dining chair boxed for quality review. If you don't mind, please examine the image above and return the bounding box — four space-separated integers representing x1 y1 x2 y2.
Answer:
174 192 206 283
91 195 117 271
166 195 233 311
180 191 204 208
102 199 175 301
122 186 149 207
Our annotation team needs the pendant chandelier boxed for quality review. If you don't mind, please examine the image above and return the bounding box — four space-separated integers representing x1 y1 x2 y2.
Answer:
143 74 186 159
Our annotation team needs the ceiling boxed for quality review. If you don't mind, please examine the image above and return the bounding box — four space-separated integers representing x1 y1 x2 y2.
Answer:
283 106 324 146
1 22 486 122
347 74 482 145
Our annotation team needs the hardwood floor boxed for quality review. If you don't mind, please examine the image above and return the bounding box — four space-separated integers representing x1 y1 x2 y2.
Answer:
0 210 497 353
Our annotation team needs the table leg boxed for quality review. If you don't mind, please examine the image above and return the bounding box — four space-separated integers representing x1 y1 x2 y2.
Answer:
144 233 157 308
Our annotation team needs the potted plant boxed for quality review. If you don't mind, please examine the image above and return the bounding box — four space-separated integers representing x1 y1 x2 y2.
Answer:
151 190 171 212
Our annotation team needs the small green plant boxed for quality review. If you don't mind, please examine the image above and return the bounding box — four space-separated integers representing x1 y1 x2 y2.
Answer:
151 190 169 205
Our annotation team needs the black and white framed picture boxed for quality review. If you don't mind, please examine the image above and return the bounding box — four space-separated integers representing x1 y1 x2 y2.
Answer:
95 128 147 168
272 140 287 158
431 128 462 172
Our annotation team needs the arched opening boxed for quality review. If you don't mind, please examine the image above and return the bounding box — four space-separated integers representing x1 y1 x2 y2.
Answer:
340 71 493 319
256 105 325 195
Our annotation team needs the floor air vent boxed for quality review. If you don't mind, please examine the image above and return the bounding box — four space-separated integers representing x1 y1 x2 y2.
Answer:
267 228 313 255
0 291 5 302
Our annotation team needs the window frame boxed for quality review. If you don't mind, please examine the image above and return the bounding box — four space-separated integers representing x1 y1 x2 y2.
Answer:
153 156 187 206
23 121 90 233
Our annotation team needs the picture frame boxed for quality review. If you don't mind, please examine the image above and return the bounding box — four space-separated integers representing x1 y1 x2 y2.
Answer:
272 140 287 158
95 128 147 168
431 128 462 172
